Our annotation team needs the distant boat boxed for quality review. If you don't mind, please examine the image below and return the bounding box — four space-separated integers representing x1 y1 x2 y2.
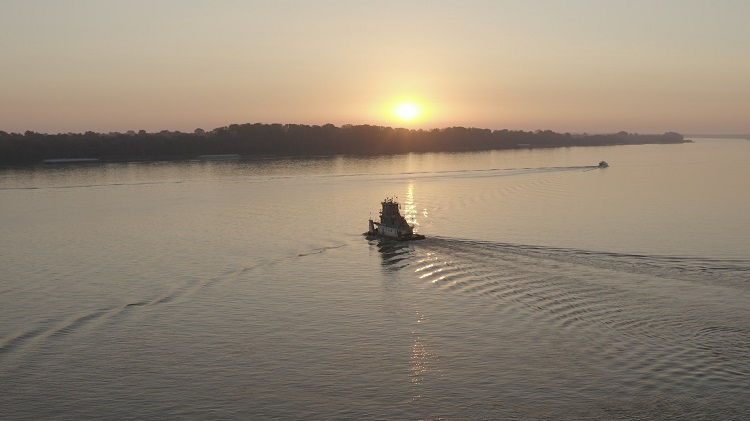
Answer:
365 198 425 241
598 161 609 168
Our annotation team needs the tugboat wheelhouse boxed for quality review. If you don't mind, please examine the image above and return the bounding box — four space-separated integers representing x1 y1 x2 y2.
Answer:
366 198 425 241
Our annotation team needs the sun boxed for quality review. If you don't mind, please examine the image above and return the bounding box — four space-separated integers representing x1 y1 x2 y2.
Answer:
392 101 423 121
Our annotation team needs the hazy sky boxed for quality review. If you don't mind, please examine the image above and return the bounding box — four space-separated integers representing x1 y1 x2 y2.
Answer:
2 0 748 134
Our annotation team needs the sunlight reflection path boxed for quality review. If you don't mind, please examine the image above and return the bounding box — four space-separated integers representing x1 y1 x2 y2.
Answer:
404 182 419 231
406 308 442 405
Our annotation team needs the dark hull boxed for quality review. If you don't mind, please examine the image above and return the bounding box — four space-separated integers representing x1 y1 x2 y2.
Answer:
363 230 425 242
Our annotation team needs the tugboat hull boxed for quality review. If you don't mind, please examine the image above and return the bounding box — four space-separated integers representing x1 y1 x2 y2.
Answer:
366 197 425 241
364 228 425 241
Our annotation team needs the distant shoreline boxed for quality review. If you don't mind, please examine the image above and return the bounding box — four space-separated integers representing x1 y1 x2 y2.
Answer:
1 123 690 166
685 134 750 139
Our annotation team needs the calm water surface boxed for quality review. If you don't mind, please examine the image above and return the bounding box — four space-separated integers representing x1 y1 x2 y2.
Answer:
1 139 749 419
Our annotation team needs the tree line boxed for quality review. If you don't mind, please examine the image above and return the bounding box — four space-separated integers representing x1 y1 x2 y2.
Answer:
0 123 686 165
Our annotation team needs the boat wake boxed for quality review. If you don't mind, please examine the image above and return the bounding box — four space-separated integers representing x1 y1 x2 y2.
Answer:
372 236 750 398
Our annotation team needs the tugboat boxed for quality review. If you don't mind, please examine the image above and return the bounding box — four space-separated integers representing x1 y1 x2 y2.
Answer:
365 198 425 241
598 161 609 168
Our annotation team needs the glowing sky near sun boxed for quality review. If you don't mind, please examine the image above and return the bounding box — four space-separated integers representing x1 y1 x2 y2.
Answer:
1 0 749 134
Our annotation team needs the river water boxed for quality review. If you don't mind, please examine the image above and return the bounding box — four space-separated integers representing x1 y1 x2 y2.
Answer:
1 139 748 419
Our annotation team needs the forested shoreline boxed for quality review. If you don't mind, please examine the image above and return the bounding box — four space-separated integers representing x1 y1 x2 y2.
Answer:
0 123 688 165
